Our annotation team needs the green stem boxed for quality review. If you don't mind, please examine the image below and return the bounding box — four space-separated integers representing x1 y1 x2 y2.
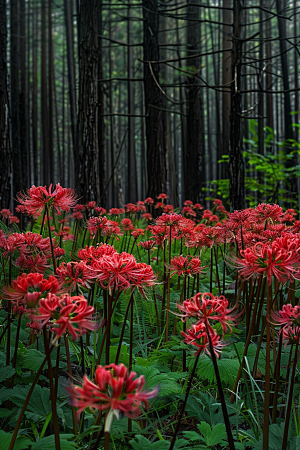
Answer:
64 335 78 435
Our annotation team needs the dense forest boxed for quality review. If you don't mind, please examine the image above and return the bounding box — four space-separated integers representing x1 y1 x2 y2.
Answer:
0 0 300 212
1 2 300 450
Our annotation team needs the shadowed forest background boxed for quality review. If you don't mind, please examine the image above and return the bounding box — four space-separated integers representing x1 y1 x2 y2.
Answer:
0 0 300 211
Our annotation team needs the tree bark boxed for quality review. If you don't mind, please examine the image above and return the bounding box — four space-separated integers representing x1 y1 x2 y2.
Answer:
143 0 166 200
0 0 11 208
185 0 203 203
77 0 100 203
229 0 245 211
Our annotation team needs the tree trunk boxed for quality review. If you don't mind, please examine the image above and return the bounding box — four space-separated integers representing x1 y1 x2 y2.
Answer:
97 0 106 207
143 0 166 200
185 0 203 203
0 0 11 208
222 0 232 181
229 0 245 211
77 0 100 203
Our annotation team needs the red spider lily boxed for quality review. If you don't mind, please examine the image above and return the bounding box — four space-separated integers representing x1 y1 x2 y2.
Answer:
144 197 154 205
163 204 174 213
182 206 196 218
142 213 152 221
86 216 108 236
228 242 300 285
0 209 11 218
157 193 167 201
9 216 20 225
16 184 78 217
2 273 61 306
95 207 107 215
253 203 283 224
121 218 134 231
169 255 203 277
156 213 182 226
73 204 85 212
15 205 26 214
177 292 242 335
193 203 203 210
155 202 164 209
56 261 97 291
184 200 193 207
15 253 50 274
54 230 74 243
129 262 157 296
136 203 146 213
93 252 137 293
31 293 99 342
281 325 300 346
109 208 124 216
138 240 155 250
78 244 117 265
86 201 96 210
125 203 137 213
131 228 145 239
71 212 84 220
181 323 225 358
270 304 300 330
68 363 159 421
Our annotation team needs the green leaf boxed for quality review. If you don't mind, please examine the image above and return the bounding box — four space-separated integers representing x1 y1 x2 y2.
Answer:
31 434 78 450
9 384 51 421
0 366 16 382
197 421 227 447
0 430 31 450
130 435 170 450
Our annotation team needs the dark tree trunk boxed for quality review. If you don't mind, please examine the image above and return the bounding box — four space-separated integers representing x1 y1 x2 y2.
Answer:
185 0 203 203
229 0 245 211
143 0 166 199
41 0 50 186
0 0 11 208
64 0 77 184
77 0 100 203
222 0 232 181
10 0 22 198
97 0 106 207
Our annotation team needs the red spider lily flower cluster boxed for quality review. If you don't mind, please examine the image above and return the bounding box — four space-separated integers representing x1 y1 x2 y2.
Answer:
0 231 64 274
16 184 78 217
68 363 159 428
169 255 203 277
270 304 300 346
178 292 242 357
30 293 99 343
56 261 96 291
228 241 300 285
2 272 61 313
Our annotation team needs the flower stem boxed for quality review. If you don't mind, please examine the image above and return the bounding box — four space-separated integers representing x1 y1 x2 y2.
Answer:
64 335 78 435
165 224 172 342
169 351 200 450
45 205 57 272
205 321 235 450
43 328 61 450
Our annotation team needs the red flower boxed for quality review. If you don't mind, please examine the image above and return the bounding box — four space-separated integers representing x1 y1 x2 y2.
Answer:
31 293 99 342
17 184 78 217
93 252 137 293
181 323 225 358
56 261 96 291
178 292 241 335
228 242 299 285
2 272 61 307
142 213 152 221
138 240 155 250
86 201 96 210
144 197 154 205
169 255 203 277
68 363 159 421
0 209 11 218
157 193 167 200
